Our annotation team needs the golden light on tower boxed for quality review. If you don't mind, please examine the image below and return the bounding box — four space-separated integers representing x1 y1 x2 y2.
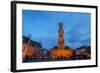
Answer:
50 21 73 59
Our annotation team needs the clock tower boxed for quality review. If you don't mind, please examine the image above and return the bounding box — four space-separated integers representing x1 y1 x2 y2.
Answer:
58 22 64 49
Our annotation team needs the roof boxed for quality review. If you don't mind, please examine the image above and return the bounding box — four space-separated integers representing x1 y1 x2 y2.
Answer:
22 36 42 47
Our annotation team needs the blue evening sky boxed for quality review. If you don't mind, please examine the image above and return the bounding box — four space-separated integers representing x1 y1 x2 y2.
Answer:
22 10 91 49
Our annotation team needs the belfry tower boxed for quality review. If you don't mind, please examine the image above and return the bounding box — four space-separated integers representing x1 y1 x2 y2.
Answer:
58 22 65 49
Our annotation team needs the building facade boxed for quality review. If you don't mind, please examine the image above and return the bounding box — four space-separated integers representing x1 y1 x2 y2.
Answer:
50 22 73 59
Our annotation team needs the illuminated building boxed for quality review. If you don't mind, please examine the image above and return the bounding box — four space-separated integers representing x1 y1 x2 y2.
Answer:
22 36 42 61
50 22 73 59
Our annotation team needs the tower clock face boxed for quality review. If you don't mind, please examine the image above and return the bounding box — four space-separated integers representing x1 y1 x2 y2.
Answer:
59 29 64 33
